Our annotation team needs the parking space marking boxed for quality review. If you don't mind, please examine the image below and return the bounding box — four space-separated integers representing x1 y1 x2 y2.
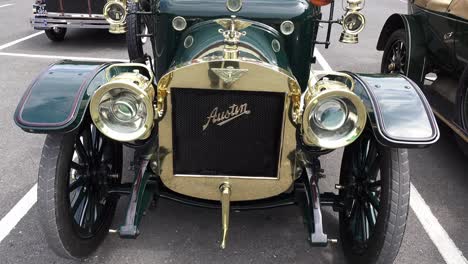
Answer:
0 32 44 50
314 48 467 264
410 183 468 264
314 48 333 71
0 184 37 243
0 52 127 62
0 4 14 8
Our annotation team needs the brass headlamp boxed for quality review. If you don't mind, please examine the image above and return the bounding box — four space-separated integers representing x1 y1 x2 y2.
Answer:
90 64 155 142
302 72 366 149
339 0 366 44
103 0 127 34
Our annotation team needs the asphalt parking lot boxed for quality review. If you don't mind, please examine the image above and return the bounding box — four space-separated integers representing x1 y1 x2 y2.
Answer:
0 0 466 263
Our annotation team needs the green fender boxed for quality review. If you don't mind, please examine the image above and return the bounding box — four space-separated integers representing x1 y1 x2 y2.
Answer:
377 14 427 86
13 60 133 133
347 72 439 148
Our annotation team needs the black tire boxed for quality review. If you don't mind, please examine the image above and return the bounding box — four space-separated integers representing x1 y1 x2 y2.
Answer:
455 68 468 156
381 29 407 74
45 28 67 42
38 122 122 259
126 1 146 61
339 131 410 264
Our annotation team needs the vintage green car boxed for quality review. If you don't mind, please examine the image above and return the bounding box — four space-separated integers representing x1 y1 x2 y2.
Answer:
378 0 468 155
14 0 439 263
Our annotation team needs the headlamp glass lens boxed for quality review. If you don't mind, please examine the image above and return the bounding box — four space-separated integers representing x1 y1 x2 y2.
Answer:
280 21 295 35
112 94 139 122
226 0 242 12
344 13 364 32
172 16 187 31
107 4 125 21
98 89 147 134
312 99 348 131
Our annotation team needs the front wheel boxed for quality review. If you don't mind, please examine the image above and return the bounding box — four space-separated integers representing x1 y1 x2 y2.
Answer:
44 27 67 41
455 68 468 156
126 1 151 61
381 29 407 74
339 131 410 264
38 122 122 259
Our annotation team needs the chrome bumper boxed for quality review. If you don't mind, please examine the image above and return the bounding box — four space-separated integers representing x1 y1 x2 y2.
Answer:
31 12 109 30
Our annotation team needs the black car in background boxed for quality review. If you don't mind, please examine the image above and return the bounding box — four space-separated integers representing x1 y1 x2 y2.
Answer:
31 0 110 41
378 0 468 155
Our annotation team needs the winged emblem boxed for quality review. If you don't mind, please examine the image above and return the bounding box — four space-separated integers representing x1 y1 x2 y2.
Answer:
211 66 248 84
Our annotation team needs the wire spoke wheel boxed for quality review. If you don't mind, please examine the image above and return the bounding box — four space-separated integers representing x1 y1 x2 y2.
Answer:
68 124 119 238
343 133 381 246
37 120 122 259
385 39 406 74
339 130 410 264
381 29 407 75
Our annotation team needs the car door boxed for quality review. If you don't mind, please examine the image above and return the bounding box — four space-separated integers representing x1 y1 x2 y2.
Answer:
424 8 458 72
450 0 468 69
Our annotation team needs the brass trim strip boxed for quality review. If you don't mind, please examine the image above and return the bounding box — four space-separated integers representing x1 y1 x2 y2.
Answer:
45 12 105 18
174 174 278 180
167 56 295 81
432 109 468 142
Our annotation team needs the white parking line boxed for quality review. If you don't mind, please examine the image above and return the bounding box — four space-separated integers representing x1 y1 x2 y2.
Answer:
313 48 467 264
0 47 124 242
0 52 127 62
0 184 37 243
0 4 14 8
314 48 332 71
410 184 468 264
0 31 44 50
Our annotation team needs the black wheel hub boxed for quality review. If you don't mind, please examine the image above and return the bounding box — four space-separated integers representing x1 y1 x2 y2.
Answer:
385 39 407 74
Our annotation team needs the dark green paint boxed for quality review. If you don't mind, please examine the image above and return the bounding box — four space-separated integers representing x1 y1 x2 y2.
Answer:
171 20 290 70
15 61 105 133
14 61 134 134
348 73 439 148
22 64 98 124
153 0 319 89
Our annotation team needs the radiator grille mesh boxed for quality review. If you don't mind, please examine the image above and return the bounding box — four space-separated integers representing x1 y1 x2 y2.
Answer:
171 88 285 177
